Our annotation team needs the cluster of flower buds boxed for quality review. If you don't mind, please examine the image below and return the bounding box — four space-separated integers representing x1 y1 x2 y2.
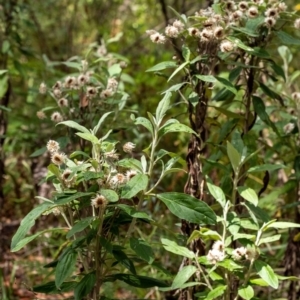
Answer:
207 241 225 264
147 0 289 53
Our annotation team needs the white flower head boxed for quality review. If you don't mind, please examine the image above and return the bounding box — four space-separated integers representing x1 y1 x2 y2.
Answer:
165 25 180 38
188 27 200 37
294 19 300 30
173 19 185 32
47 140 60 153
283 123 295 134
123 142 136 153
150 32 166 44
232 247 247 261
207 248 225 264
248 6 259 18
39 82 47 94
220 40 235 52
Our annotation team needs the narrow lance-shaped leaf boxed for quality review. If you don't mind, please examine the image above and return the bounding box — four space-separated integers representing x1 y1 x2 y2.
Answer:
237 186 258 207
227 141 241 173
93 111 112 134
161 238 195 259
57 120 90 134
155 92 172 126
168 61 189 82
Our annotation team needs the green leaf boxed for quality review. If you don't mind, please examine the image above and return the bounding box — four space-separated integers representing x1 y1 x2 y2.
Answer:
227 36 254 52
74 272 96 300
237 186 258 206
48 164 61 177
135 117 154 135
118 158 143 173
117 204 153 221
238 285 254 300
195 74 216 83
266 221 300 229
293 156 300 181
157 192 216 224
30 147 47 157
276 31 300 46
103 273 168 288
101 189 119 202
12 228 64 252
121 174 148 199
161 82 187 94
55 250 77 288
130 238 154 264
215 76 237 94
182 45 191 61
254 260 278 289
113 249 136 274
230 25 259 37
171 265 197 289
206 285 227 300
156 92 171 125
146 61 177 72
253 96 279 135
248 164 286 173
259 82 283 104
161 238 195 259
66 217 94 239
168 61 189 82
217 259 243 271
93 111 112 134
227 141 241 172
159 123 197 136
11 202 54 251
206 181 226 208
258 234 281 245
213 106 243 119
76 132 99 144
249 278 269 286
57 120 90 134
33 281 76 294
55 192 94 205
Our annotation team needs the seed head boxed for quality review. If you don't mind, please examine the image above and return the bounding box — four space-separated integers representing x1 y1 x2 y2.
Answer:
107 78 118 91
248 6 259 18
126 170 137 181
53 88 62 99
213 26 224 39
105 149 119 160
220 40 235 52
265 8 278 18
188 27 200 37
58 98 68 107
265 17 276 28
238 1 249 11
212 241 224 251
64 76 77 89
283 123 296 134
97 45 107 56
81 60 88 72
51 112 63 123
91 194 108 209
78 74 89 86
39 82 47 94
47 140 60 153
37 110 46 119
292 92 300 101
150 32 166 44
51 152 66 166
230 10 244 22
232 247 247 261
225 1 236 11
245 248 257 260
173 19 185 32
123 142 136 153
201 28 214 41
294 19 300 29
100 89 114 99
86 86 97 98
52 81 62 90
203 18 215 28
277 2 287 12
165 25 180 38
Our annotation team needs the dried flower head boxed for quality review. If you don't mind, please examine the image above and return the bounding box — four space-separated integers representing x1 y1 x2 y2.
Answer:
220 40 235 52
165 25 180 38
37 110 46 119
277 2 287 12
253 0 263 4
238 1 249 11
97 45 107 56
292 92 300 101
81 60 88 72
52 81 62 90
203 18 215 28
47 140 60 153
120 61 127 68
107 78 118 90
230 10 244 22
294 18 300 29
188 27 200 37
123 142 136 153
58 98 68 107
232 247 247 261
207 248 225 264
212 241 224 251
225 1 236 11
51 112 63 123
64 76 77 89
51 207 61 216
201 28 214 41
173 19 185 32
265 8 278 18
105 149 119 160
62 169 72 181
245 248 257 260
51 152 66 166
248 6 259 18
39 82 47 94
91 194 108 209
86 86 97 98
78 74 89 86
150 32 166 44
283 123 296 134
100 89 114 99
53 88 62 99
126 170 137 181
213 26 224 39
264 17 276 28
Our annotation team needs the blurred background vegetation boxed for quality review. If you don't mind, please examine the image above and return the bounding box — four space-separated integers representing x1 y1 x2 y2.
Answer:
1 0 300 299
